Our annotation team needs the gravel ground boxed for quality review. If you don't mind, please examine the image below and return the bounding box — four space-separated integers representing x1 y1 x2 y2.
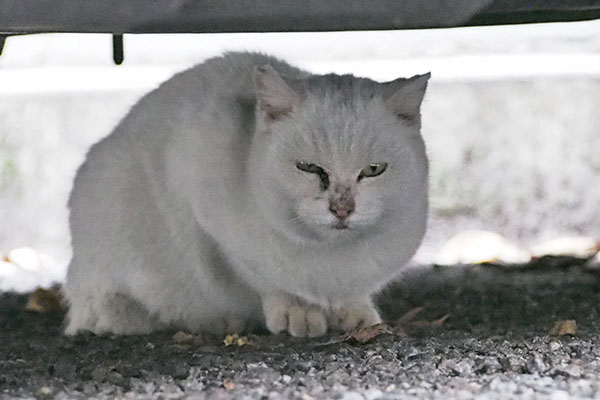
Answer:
2 257 600 399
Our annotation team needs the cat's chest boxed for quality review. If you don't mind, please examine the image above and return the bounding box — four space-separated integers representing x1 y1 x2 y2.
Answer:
229 231 392 302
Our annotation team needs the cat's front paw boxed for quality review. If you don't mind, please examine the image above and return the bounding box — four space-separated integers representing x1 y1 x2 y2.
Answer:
262 295 327 337
328 300 382 333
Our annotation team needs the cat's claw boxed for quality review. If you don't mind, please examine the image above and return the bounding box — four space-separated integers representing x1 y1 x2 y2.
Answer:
328 301 382 333
263 295 327 337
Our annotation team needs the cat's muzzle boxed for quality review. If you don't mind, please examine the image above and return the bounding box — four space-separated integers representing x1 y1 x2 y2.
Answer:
332 221 350 230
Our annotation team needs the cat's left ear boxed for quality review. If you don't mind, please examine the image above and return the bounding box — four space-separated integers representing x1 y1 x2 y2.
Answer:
383 73 431 121
254 65 301 122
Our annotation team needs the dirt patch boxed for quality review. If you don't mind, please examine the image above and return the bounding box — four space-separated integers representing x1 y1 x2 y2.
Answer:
2 259 600 399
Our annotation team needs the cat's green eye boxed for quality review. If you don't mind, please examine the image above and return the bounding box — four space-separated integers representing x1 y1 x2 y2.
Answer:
358 162 388 180
296 161 330 190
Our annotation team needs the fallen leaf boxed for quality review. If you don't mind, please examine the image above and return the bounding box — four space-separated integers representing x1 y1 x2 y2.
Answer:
396 306 450 332
550 320 577 336
25 288 64 313
398 306 425 323
344 323 393 344
392 326 408 338
223 333 248 347
172 331 194 343
408 314 450 329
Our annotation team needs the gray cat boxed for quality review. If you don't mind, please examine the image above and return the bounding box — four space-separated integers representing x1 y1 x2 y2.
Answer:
64 52 430 337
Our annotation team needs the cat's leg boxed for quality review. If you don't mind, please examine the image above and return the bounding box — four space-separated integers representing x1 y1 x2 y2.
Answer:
66 292 162 335
327 298 382 333
95 293 162 334
64 293 98 335
263 294 328 337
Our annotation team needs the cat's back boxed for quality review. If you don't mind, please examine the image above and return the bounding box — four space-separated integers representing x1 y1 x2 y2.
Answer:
82 52 307 189
76 52 306 195
82 53 307 233
185 52 305 93
70 53 307 248
120 52 305 142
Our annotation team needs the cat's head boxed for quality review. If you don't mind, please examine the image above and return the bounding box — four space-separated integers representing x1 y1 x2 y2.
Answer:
250 65 430 244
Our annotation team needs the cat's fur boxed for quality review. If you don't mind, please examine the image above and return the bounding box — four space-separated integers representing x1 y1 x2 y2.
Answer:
64 52 430 337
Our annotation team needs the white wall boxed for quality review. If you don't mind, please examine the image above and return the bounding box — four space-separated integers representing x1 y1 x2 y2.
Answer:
1 21 599 266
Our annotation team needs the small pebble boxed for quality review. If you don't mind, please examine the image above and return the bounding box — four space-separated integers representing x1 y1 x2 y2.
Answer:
550 390 570 400
341 391 364 400
91 366 110 382
37 386 52 397
549 341 562 351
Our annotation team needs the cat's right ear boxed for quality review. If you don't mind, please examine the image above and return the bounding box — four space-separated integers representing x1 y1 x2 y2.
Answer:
383 73 431 123
254 65 301 122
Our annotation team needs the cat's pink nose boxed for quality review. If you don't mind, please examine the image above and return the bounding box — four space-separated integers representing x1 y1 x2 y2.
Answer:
329 203 354 220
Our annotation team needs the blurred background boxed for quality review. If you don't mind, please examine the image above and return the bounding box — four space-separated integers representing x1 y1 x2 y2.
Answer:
1 21 599 288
